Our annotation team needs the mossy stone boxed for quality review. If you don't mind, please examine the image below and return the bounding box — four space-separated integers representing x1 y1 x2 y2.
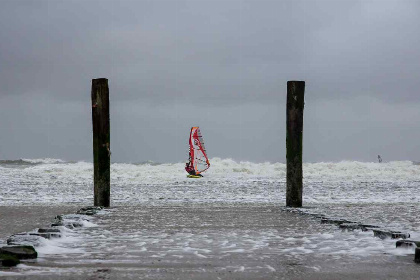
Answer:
0 245 37 259
0 253 20 267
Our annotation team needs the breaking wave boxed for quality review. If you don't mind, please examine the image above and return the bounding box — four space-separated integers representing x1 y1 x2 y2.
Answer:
20 158 67 164
1 157 419 182
0 158 66 166
0 157 419 208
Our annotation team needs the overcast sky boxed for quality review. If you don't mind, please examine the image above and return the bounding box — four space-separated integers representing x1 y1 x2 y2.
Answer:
1 0 419 163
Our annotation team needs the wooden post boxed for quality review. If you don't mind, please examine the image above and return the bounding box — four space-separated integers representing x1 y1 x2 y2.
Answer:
286 81 305 207
91 78 110 207
415 248 420 263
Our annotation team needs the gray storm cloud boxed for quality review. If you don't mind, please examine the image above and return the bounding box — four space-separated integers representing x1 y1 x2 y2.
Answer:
0 0 419 163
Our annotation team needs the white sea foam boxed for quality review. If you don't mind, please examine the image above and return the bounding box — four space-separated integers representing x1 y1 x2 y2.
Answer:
20 158 67 164
1 157 420 182
265 265 276 272
36 236 85 256
80 220 97 228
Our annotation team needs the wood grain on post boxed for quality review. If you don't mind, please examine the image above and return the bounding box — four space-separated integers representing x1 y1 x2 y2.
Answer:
286 81 305 207
91 78 110 207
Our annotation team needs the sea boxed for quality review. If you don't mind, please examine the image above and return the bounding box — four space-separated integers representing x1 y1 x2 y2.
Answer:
0 158 419 278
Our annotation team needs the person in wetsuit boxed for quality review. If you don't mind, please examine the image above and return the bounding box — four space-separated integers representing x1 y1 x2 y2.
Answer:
185 161 203 177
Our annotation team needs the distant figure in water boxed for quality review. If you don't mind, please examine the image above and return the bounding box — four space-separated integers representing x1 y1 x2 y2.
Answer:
378 155 382 163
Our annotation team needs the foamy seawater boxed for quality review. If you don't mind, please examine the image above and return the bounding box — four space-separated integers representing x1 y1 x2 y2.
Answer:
1 158 419 204
1 158 420 227
0 158 419 278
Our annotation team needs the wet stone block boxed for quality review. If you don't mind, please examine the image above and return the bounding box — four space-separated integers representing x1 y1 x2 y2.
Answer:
373 229 410 240
29 233 62 239
71 221 84 228
284 208 302 214
51 233 62 239
0 245 37 259
396 240 420 248
312 214 326 219
62 214 90 221
0 254 20 267
80 206 103 211
305 212 325 219
391 232 410 239
7 234 44 247
64 223 75 229
321 218 352 225
339 223 362 231
54 215 64 222
53 221 83 229
77 206 103 216
373 229 392 239
359 224 380 232
38 228 61 233
77 210 97 215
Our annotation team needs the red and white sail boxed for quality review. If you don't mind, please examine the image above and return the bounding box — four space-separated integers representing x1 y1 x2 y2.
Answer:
188 127 210 174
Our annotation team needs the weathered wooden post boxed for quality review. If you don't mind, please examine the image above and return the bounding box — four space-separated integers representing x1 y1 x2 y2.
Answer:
286 81 305 207
415 248 420 263
91 78 110 207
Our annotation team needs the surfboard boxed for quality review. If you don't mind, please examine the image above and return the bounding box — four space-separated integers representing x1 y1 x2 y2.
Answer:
187 174 203 178
185 127 210 177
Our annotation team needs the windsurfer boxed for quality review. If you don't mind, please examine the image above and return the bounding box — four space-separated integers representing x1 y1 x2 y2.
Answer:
185 161 203 177
185 127 209 178
185 162 194 175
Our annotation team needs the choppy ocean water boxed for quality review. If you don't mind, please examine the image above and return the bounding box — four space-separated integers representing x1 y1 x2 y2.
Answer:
1 158 420 230
1 158 419 278
1 158 419 205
